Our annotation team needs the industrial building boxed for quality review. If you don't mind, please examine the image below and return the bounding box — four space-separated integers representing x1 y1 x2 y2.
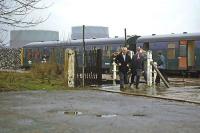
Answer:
10 30 59 48
71 26 109 40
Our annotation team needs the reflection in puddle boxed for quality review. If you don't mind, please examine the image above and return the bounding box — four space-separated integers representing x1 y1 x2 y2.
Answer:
121 85 173 96
48 110 84 116
96 114 117 118
64 111 83 116
132 113 147 117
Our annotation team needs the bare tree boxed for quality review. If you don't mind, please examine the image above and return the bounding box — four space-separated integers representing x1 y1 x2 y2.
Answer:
0 0 50 46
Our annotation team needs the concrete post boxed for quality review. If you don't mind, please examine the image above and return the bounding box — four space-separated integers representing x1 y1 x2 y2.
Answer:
147 51 153 86
112 58 117 85
129 50 134 59
64 49 75 88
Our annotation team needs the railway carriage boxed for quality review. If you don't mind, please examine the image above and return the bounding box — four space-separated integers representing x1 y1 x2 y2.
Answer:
136 33 200 75
21 36 138 73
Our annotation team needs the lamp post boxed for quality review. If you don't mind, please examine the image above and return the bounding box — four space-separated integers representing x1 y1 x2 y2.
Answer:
124 28 127 47
82 25 86 87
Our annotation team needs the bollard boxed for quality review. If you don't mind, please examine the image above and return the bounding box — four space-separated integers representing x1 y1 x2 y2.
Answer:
112 58 117 85
147 51 153 86
129 50 134 59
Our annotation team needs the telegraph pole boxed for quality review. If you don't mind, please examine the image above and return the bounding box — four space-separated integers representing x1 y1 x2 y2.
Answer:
82 25 85 87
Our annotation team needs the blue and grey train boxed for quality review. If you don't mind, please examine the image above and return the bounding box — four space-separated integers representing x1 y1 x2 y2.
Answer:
21 36 138 73
21 32 200 75
136 33 200 75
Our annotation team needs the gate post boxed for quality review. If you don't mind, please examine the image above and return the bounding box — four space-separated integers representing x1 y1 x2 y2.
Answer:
112 57 117 85
153 62 157 86
96 49 102 85
64 49 75 88
147 50 153 86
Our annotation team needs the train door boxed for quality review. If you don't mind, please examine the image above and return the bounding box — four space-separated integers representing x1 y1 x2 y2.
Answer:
178 40 187 70
187 41 195 69
178 40 195 70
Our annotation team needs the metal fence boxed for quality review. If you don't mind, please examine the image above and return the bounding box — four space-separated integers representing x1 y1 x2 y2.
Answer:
75 49 102 86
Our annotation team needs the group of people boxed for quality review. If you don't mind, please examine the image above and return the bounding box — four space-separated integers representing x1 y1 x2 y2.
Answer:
115 46 168 90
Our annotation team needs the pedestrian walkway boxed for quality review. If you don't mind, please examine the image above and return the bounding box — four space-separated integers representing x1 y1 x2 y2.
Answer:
96 84 200 104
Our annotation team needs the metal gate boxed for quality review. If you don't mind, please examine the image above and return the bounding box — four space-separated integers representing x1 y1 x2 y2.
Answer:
75 49 102 86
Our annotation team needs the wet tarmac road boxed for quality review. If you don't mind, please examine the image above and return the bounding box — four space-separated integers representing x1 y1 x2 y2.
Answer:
1 90 200 133
101 85 200 103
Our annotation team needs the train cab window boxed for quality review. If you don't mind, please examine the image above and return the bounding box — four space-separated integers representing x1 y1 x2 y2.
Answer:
167 43 176 59
103 45 109 57
92 46 96 50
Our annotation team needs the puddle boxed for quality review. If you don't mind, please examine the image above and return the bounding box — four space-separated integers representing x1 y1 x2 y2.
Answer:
132 113 147 117
47 109 83 116
96 114 117 118
63 111 83 116
17 119 34 126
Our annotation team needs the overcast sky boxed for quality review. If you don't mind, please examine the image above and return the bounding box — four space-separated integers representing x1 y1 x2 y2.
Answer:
17 0 200 39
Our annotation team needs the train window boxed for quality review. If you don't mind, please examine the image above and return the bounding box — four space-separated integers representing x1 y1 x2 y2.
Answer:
50 48 56 63
42 47 50 62
73 47 77 50
92 46 96 50
167 43 176 59
143 42 149 51
167 49 175 59
180 45 187 56
107 45 112 57
33 48 40 62
104 45 109 51
27 49 32 60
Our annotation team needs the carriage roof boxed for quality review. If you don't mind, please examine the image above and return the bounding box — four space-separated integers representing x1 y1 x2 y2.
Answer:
23 37 126 48
137 33 200 43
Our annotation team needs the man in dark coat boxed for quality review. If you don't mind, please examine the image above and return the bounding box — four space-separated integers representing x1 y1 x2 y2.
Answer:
130 47 144 89
115 47 131 90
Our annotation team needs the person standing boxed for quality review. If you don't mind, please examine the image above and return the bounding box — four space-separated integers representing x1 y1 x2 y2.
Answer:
115 47 131 90
130 47 144 89
139 47 147 83
155 51 169 85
